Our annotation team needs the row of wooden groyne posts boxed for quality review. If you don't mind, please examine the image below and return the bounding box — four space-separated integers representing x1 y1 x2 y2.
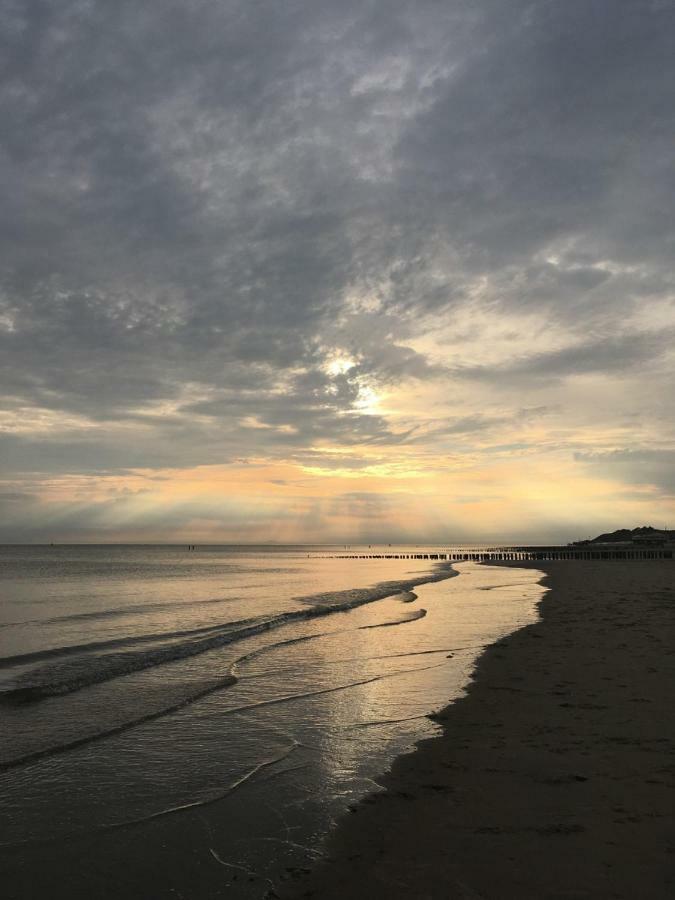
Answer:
330 547 673 561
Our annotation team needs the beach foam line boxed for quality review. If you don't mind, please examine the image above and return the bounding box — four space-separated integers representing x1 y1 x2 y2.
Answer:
0 742 301 849
0 628 344 772
229 631 336 677
0 674 238 774
0 631 328 771
359 608 427 629
0 646 451 775
1 565 455 704
0 616 259 670
0 654 449 778
200 658 449 721
102 741 301 830
235 645 477 678
0 570 456 771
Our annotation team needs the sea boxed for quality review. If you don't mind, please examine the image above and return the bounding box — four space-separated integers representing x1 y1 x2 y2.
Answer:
0 544 546 899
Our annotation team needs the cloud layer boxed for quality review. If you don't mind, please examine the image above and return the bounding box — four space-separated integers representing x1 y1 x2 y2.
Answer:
1 1 674 541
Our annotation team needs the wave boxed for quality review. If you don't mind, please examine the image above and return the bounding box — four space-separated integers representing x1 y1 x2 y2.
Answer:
0 630 325 773
0 617 257 670
0 565 454 705
102 741 301 831
42 594 242 625
0 641 448 775
478 581 537 591
214 658 447 719
359 608 427 629
0 741 300 847
0 674 238 774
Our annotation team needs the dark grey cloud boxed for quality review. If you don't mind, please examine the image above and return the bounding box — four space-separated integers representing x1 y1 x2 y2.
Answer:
396 2 675 269
1 0 674 529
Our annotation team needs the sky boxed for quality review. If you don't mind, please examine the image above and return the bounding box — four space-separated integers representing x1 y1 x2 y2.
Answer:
1 0 674 544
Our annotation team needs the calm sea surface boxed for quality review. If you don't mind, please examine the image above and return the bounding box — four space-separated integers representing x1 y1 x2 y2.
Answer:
0 545 545 898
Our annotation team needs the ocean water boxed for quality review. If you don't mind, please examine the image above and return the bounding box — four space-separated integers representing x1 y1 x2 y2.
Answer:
0 545 546 898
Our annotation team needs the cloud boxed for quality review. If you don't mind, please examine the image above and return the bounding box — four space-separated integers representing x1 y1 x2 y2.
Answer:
455 328 675 385
1 1 674 537
576 449 675 496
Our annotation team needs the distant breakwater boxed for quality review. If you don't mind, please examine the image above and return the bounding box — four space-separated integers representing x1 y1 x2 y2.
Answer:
322 547 673 562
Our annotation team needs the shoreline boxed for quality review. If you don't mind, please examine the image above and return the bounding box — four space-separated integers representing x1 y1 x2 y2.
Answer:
284 561 674 899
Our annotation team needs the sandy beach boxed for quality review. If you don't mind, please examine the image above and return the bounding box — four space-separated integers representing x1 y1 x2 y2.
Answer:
285 561 674 899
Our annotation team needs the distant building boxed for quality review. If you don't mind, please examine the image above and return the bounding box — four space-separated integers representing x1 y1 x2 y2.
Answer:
570 526 673 548
632 531 670 546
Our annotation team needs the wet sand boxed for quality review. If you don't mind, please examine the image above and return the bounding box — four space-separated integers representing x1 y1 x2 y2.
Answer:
285 561 674 899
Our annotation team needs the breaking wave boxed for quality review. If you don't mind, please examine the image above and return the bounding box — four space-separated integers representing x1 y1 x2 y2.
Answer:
359 607 427 628
0 566 454 705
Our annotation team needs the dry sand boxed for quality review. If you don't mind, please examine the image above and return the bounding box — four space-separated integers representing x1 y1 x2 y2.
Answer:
283 561 674 900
